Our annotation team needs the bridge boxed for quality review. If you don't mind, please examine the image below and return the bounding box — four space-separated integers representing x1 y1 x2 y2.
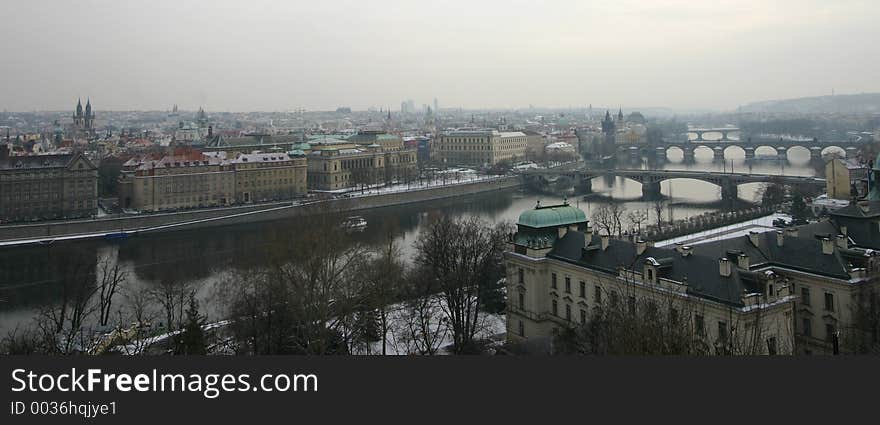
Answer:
613 136 863 161
519 168 825 202
686 127 740 142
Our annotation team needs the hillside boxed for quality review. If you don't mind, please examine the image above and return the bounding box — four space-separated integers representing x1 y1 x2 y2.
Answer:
738 93 880 114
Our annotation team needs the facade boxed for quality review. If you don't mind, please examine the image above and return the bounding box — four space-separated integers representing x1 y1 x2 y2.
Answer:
306 131 418 191
694 225 880 355
437 130 526 166
118 149 306 211
72 98 95 133
505 201 797 355
0 144 98 222
825 157 867 200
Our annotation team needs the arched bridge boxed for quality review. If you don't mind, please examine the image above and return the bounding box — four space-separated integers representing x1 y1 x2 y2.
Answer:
687 128 740 142
614 137 863 161
519 168 825 201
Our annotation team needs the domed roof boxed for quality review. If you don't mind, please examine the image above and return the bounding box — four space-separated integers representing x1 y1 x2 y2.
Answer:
517 201 587 228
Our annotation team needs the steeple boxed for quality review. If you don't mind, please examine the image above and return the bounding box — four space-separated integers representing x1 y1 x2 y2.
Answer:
617 108 624 122
75 98 83 116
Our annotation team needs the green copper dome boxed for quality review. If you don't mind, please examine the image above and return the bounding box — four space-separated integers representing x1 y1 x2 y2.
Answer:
517 202 587 229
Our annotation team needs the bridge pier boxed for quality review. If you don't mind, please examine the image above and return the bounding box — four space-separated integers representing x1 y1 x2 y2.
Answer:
810 147 823 160
713 147 725 160
776 147 788 160
743 147 755 160
654 147 667 159
642 180 662 200
578 177 593 194
683 147 695 162
721 180 738 204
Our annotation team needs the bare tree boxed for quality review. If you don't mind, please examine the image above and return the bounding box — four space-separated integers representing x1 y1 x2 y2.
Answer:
413 216 512 354
652 198 667 232
96 255 128 327
361 228 405 355
593 204 627 237
626 209 649 235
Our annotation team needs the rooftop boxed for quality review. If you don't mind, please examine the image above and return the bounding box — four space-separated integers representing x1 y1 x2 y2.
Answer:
517 201 587 229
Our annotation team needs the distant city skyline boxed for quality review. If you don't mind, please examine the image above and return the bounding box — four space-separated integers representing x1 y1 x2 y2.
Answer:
1 0 878 112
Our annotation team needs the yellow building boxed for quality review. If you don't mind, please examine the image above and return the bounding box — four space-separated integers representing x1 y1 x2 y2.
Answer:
825 158 866 200
306 132 417 191
438 130 526 166
0 145 98 222
119 150 306 211
505 201 797 354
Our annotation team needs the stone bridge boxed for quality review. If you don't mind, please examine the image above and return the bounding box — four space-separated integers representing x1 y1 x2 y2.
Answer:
519 168 825 201
614 137 863 161
686 127 740 142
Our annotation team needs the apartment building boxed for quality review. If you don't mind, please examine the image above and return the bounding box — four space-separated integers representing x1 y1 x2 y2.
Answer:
0 144 98 222
118 149 306 211
505 201 797 355
437 130 526 166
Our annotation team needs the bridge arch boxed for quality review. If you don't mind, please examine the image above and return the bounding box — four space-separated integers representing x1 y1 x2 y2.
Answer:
820 146 846 157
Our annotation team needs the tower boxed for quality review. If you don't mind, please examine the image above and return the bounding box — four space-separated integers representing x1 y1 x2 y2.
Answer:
73 98 84 127
617 108 624 124
84 98 94 129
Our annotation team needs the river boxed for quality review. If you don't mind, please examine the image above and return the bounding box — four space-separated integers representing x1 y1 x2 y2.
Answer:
0 147 827 334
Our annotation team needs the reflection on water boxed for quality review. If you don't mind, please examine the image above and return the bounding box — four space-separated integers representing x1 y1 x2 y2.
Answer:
0 148 824 333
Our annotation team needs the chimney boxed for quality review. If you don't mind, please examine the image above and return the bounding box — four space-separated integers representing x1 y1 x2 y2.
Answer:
748 231 760 247
719 257 732 277
785 227 798 238
840 225 847 236
680 246 693 257
601 234 610 251
636 239 647 255
776 230 784 247
836 234 848 249
558 226 568 239
821 237 834 255
737 253 750 269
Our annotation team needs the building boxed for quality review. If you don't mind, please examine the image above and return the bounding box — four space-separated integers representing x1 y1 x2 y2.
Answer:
694 224 880 355
118 148 306 211
826 157 867 200
0 144 98 222
306 131 417 191
72 98 95 133
504 201 797 355
437 130 526 167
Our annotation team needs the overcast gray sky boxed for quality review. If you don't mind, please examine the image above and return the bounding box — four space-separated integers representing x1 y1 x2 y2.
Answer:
1 0 878 112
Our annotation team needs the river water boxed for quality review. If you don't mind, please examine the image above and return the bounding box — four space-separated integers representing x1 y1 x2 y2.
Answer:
0 147 828 334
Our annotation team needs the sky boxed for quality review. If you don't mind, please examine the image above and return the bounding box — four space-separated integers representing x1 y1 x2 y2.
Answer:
1 0 878 112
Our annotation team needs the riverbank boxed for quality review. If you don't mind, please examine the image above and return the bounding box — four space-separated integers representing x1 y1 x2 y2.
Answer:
0 176 521 247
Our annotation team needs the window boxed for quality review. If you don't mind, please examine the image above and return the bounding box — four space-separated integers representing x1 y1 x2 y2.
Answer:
647 268 654 282
579 281 586 298
518 320 525 337
803 318 812 337
695 314 705 336
718 321 728 342
565 304 572 322
552 299 558 316
594 286 602 304
580 309 587 324
551 273 557 289
565 277 571 294
766 337 778 355
801 287 811 306
517 268 524 284
825 324 836 341
824 293 834 312
518 292 525 310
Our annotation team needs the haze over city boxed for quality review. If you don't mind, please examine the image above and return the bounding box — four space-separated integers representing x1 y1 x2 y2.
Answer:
2 0 878 112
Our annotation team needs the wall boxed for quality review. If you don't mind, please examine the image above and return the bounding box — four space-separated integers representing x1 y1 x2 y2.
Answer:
0 177 521 243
